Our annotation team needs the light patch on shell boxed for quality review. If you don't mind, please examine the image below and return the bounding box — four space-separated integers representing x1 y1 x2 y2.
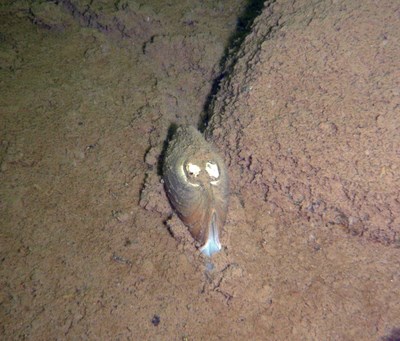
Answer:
180 162 201 187
206 162 220 185
186 163 201 177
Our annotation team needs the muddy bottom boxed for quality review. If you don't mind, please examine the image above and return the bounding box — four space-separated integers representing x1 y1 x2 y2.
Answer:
1 1 399 340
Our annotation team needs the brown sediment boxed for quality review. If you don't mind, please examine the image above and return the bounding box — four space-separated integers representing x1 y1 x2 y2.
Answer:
1 0 399 339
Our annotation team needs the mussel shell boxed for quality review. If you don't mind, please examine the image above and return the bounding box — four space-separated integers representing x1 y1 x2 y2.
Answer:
163 126 229 255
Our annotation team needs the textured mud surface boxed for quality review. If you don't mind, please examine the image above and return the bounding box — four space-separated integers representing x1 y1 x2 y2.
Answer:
209 0 400 246
1 0 399 340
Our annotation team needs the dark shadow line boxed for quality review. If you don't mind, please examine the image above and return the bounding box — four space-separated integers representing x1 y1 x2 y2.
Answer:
157 123 179 176
199 0 268 132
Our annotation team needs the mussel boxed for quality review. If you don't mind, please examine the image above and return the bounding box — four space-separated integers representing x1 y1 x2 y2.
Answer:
163 126 229 256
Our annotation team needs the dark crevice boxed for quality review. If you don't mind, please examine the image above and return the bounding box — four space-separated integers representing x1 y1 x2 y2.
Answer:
381 328 400 341
157 124 179 177
199 0 269 132
59 0 110 33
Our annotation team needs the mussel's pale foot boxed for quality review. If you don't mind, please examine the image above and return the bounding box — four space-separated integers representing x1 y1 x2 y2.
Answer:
200 213 221 257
